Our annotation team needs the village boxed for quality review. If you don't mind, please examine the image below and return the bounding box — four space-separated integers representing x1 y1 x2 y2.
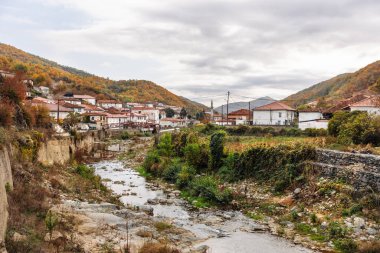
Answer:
2 69 379 135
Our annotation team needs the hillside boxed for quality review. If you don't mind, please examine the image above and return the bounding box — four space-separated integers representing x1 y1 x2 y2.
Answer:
285 61 380 107
0 43 206 113
214 96 275 114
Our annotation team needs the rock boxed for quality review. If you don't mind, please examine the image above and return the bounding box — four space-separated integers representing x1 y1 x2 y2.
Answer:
321 221 328 229
293 188 301 195
278 195 294 207
366 228 377 235
12 232 27 242
353 217 365 229
44 231 64 242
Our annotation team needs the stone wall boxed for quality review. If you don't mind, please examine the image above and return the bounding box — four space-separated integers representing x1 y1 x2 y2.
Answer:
0 147 13 252
312 149 380 192
37 130 107 166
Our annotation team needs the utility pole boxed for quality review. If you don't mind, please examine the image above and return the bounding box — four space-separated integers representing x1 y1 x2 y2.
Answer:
248 101 251 125
226 91 230 125
210 100 214 123
57 98 60 124
222 104 224 126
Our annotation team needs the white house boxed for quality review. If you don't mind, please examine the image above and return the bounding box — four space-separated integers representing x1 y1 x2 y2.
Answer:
131 107 160 123
60 102 85 114
43 103 73 121
106 114 129 129
83 112 107 129
160 118 187 128
125 112 148 124
298 110 328 130
349 97 380 115
62 97 82 105
97 100 123 109
73 95 96 105
252 101 295 126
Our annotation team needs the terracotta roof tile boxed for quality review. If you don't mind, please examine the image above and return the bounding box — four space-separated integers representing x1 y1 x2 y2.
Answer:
254 101 295 111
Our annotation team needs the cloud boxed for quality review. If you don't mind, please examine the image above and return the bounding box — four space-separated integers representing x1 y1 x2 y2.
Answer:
2 0 380 106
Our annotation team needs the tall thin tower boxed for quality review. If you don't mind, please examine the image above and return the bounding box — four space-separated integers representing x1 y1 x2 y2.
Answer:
210 100 214 123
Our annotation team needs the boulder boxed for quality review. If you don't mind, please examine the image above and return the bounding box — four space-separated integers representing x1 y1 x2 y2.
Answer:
278 195 294 207
353 217 365 229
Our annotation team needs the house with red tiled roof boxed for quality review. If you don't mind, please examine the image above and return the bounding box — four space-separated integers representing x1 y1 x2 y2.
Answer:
349 96 380 115
227 109 251 125
252 101 295 126
159 118 187 128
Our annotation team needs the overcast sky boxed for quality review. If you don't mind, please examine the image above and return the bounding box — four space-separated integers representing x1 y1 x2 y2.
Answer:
1 0 380 106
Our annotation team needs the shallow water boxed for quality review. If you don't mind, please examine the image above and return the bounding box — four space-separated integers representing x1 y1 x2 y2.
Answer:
93 160 315 253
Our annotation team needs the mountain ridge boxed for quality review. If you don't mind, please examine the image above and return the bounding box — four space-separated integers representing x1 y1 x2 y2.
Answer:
0 43 206 113
285 61 380 107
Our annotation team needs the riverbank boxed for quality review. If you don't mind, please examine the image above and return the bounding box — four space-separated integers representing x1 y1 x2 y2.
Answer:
139 129 380 253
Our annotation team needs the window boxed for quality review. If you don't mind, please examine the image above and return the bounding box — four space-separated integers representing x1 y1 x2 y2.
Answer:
279 112 282 118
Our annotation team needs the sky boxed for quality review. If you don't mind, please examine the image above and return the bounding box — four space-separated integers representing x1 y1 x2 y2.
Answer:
1 0 380 106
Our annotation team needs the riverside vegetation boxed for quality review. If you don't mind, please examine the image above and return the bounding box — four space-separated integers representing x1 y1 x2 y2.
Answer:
141 124 380 253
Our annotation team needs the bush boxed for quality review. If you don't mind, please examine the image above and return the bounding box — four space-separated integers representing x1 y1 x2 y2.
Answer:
176 165 196 189
218 152 239 182
329 111 380 145
0 102 15 127
142 151 161 176
183 143 209 170
120 131 130 140
162 159 182 183
157 133 173 157
190 175 232 205
334 238 358 253
209 130 226 170
328 222 347 239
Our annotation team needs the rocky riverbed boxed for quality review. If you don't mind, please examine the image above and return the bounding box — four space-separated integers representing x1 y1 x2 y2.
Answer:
83 159 315 253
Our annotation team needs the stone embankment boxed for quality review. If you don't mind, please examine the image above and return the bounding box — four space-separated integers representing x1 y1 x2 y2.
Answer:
0 146 13 252
312 149 380 191
0 129 114 252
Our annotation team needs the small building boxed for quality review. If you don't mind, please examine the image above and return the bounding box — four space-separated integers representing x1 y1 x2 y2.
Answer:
81 104 105 113
61 97 82 105
34 86 50 96
106 114 129 129
83 112 107 129
97 100 123 109
60 102 85 114
125 112 148 124
214 119 234 126
43 103 73 121
160 118 187 128
298 110 328 130
131 107 160 124
252 101 295 126
73 94 96 105
349 96 380 115
228 109 251 125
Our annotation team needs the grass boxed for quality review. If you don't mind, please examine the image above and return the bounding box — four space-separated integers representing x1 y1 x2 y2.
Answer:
224 136 325 152
247 212 265 221
154 221 172 232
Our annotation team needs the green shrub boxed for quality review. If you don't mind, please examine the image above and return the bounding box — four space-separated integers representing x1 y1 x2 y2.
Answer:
162 159 182 183
176 165 196 189
190 175 232 205
334 238 358 253
120 131 130 140
75 164 95 179
209 130 226 170
218 153 239 182
142 151 161 175
328 222 347 239
183 143 209 170
157 133 173 157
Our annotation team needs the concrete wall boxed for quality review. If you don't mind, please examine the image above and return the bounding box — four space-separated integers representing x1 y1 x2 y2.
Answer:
312 149 380 192
252 110 295 126
0 147 13 252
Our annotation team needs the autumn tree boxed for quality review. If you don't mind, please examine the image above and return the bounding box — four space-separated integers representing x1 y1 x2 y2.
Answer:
31 105 52 128
62 112 82 130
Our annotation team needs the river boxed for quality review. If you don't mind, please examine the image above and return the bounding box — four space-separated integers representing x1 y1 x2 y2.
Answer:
92 158 316 253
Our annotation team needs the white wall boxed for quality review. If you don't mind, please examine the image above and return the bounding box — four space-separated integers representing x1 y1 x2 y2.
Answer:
350 106 380 115
299 120 329 130
252 110 295 125
299 112 323 122
50 111 70 120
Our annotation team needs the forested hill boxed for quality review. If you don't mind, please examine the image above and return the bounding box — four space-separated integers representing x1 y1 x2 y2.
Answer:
285 61 380 107
0 43 206 112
